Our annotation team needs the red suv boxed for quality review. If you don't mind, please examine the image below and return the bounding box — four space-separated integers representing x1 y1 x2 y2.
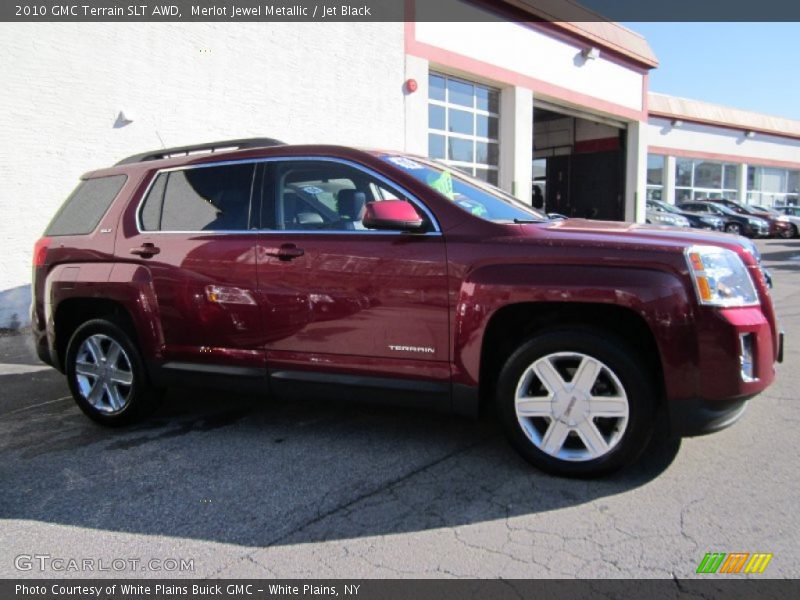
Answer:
32 139 783 477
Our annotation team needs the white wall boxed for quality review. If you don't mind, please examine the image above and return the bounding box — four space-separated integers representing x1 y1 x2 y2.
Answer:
415 21 644 113
647 117 800 164
0 22 405 297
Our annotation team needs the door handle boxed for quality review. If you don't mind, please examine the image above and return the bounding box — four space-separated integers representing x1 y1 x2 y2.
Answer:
130 243 161 258
265 243 304 261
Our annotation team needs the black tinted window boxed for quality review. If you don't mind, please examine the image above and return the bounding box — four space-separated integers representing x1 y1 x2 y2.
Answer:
139 173 167 231
142 164 254 231
45 175 127 236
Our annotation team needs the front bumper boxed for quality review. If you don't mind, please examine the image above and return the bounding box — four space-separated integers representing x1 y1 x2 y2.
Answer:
746 222 770 237
669 306 781 437
669 397 749 436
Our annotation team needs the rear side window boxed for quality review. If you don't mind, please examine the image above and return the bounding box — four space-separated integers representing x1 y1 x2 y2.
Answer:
45 175 127 236
139 163 255 231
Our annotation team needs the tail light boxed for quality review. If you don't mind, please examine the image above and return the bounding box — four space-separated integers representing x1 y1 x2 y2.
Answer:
33 236 51 267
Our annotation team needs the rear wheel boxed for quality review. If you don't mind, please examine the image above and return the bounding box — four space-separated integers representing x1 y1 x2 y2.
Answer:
780 224 797 239
65 318 162 426
725 222 742 236
496 329 657 477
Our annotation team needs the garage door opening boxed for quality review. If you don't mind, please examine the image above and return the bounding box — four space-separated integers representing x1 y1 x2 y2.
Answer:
532 102 627 221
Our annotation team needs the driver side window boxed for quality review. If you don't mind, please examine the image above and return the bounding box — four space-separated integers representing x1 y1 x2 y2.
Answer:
259 160 417 232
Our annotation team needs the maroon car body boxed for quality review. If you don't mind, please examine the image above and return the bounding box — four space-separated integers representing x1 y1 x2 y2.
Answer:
31 142 783 476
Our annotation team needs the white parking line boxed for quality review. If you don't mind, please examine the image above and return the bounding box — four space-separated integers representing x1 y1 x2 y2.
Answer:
0 363 53 376
2 396 72 417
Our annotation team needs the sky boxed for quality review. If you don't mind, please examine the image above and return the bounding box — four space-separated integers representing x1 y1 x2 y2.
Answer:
623 22 800 121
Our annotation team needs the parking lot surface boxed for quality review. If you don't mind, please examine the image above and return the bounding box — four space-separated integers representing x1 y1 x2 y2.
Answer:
1 239 798 579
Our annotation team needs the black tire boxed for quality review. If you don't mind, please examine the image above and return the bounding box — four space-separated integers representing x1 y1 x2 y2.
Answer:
65 318 162 426
725 222 742 236
780 224 797 239
496 328 657 478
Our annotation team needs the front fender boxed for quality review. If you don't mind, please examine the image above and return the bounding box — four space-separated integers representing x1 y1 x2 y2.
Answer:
452 263 697 405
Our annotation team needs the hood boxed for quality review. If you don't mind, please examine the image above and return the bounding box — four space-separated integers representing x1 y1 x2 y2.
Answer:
523 218 757 260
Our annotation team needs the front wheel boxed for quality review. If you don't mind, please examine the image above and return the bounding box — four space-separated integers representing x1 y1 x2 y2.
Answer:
65 318 162 426
725 222 743 236
496 329 657 477
779 224 797 239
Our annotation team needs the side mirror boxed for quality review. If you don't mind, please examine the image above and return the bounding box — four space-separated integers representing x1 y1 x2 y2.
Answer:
363 200 424 231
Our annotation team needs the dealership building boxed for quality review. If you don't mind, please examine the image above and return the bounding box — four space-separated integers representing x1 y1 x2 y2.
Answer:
2 0 800 327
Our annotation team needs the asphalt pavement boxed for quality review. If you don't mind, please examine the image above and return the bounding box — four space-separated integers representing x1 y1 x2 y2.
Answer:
0 239 798 579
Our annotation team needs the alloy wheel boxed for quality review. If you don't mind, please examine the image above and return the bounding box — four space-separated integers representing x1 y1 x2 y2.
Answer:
74 334 134 414
514 352 629 461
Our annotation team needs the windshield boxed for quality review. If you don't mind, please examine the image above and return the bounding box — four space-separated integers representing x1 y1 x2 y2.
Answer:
712 204 742 217
381 155 547 223
649 200 681 214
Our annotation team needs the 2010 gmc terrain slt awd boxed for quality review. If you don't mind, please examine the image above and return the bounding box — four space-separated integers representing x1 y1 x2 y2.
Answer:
31 139 783 477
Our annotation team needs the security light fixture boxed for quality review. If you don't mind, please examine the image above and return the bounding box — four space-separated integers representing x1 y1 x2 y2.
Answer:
745 130 756 139
581 46 600 60
671 119 684 127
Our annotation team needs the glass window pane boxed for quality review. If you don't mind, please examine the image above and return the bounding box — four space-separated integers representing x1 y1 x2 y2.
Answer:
789 170 800 194
694 161 722 189
476 114 499 139
476 141 499 166
429 74 446 102
723 164 738 190
476 87 499 113
676 159 693 187
676 188 693 204
161 164 253 231
428 134 445 159
760 167 787 193
429 105 445 131
448 108 474 135
447 78 474 107
140 173 167 231
46 175 127 236
475 168 499 185
448 138 474 163
646 187 662 201
747 166 756 190
647 155 664 186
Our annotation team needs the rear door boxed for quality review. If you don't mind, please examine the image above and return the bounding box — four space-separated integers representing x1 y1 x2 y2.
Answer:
120 161 265 371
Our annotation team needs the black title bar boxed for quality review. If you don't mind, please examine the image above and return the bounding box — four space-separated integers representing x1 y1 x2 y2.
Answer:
3 0 800 22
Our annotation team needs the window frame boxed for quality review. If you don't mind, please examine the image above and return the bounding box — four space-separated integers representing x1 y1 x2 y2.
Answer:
136 163 257 233
46 174 128 237
136 157 442 236
428 72 500 185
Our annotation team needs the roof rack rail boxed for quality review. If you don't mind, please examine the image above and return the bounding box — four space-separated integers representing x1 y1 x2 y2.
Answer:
115 137 287 165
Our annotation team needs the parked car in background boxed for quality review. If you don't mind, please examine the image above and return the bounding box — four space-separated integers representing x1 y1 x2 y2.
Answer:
32 138 783 478
748 205 798 239
705 198 793 239
778 206 800 218
647 199 724 231
645 201 691 228
678 200 769 238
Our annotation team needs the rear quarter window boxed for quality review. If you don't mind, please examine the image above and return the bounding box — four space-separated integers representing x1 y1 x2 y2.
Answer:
45 175 127 236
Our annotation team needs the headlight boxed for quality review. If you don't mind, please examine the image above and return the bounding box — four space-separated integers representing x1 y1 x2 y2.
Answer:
676 216 691 227
685 245 759 307
777 215 790 222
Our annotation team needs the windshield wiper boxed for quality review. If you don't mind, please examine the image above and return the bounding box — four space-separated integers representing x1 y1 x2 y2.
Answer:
513 218 541 224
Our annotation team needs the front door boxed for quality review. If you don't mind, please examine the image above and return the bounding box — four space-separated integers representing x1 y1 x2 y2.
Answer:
253 158 450 384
